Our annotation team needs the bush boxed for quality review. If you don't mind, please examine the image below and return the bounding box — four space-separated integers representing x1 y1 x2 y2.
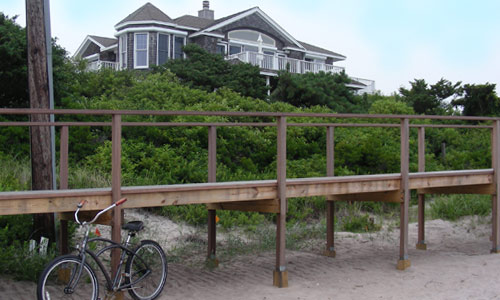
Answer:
430 194 491 221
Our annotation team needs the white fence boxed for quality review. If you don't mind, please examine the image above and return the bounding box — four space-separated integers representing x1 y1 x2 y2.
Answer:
228 52 344 75
87 60 119 71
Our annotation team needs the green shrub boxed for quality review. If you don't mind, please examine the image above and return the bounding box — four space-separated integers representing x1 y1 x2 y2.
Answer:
430 194 491 221
0 241 56 281
340 213 381 233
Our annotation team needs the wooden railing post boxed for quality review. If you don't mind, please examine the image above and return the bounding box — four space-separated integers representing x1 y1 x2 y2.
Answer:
492 120 500 253
398 118 411 270
416 127 427 250
58 126 69 255
324 126 336 257
207 125 219 266
111 114 123 284
274 116 288 287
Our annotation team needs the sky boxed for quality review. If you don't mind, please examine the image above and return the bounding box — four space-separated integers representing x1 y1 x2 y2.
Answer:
3 0 500 95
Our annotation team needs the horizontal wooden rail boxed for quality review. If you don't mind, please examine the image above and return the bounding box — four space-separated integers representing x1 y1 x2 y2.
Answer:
0 169 493 216
0 108 497 121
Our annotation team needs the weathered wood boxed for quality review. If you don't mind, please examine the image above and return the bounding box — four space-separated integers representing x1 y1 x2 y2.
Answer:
492 121 500 252
58 126 69 254
0 170 495 216
325 126 336 257
111 115 122 278
207 199 279 213
207 126 217 261
417 127 426 250
27 0 55 243
418 184 495 194
399 118 410 269
330 191 401 203
274 116 288 288
59 210 113 225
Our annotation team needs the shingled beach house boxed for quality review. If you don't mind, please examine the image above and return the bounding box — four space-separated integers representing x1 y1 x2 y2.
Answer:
74 1 375 94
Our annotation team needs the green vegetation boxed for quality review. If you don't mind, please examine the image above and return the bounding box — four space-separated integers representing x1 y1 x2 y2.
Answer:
430 194 491 221
1 10 499 279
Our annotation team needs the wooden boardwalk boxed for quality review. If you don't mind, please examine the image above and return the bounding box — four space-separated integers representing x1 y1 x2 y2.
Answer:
1 108 500 288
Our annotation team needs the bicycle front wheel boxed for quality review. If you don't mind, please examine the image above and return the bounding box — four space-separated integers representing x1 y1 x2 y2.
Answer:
37 255 99 300
125 240 168 300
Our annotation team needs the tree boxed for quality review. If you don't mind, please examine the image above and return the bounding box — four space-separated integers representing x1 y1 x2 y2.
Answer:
0 13 28 108
270 70 357 112
0 12 75 109
155 44 268 99
399 78 461 115
452 83 500 116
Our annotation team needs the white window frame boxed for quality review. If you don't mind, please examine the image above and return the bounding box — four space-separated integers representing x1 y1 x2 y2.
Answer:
173 35 186 59
157 32 170 65
134 32 149 69
228 29 276 47
120 35 127 69
216 43 227 55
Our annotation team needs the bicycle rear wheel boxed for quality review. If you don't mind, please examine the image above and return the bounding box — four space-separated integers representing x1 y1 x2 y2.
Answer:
125 240 168 300
37 255 99 300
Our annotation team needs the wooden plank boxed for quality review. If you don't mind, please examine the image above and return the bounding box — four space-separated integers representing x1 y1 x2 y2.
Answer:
418 184 495 195
288 179 400 198
0 170 496 216
59 210 113 225
207 199 279 213
0 195 113 215
330 191 401 203
410 173 493 189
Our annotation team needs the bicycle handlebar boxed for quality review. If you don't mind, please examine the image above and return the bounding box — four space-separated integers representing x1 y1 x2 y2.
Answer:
74 198 127 225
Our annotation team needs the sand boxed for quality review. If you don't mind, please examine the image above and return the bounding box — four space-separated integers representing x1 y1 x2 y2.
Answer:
3 211 500 300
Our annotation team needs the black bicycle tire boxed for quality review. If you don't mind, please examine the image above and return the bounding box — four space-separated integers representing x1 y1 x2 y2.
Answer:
125 240 168 300
37 254 99 300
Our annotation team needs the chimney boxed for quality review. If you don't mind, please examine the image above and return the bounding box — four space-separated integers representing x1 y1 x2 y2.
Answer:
198 1 214 20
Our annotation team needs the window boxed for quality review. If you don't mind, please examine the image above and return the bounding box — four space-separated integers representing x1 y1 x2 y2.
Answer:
229 45 242 55
120 35 127 69
157 33 169 65
134 33 148 68
174 36 185 59
228 30 275 47
216 44 226 55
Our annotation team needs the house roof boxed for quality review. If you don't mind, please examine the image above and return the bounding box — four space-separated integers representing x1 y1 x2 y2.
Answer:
298 40 346 59
116 2 173 27
199 7 257 31
89 35 117 48
174 15 214 29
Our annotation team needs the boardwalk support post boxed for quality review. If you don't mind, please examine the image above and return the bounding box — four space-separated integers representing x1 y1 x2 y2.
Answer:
397 118 411 270
324 126 336 257
207 125 219 266
111 114 124 299
416 127 427 250
492 121 500 253
58 126 69 255
273 116 288 287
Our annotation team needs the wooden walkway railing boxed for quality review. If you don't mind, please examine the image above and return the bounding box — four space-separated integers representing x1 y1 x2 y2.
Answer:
0 108 499 288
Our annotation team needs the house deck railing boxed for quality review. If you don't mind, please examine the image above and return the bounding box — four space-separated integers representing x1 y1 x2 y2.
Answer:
87 60 119 72
227 51 345 75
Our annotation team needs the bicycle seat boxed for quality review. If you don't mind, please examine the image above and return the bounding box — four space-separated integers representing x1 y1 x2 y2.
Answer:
122 221 144 232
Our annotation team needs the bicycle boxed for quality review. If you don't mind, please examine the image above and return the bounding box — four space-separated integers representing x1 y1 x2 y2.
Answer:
37 198 168 300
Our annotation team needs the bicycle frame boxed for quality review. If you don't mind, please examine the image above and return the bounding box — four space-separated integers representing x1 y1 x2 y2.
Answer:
65 198 155 295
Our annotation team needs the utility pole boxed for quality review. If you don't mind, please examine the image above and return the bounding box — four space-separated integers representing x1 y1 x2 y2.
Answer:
26 0 55 242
